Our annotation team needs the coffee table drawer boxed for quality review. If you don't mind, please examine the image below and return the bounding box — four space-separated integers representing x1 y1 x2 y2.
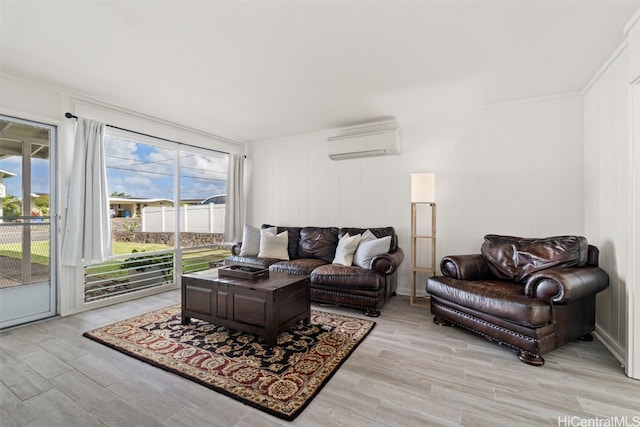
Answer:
183 280 231 319
233 291 267 328
183 282 213 317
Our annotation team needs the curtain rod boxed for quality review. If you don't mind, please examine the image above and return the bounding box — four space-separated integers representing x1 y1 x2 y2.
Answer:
64 112 240 157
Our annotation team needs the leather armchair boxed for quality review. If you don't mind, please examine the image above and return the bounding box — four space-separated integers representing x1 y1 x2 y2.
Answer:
426 235 609 366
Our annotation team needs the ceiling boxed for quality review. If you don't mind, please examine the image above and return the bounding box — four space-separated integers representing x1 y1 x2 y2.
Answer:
1 1 639 142
0 120 50 161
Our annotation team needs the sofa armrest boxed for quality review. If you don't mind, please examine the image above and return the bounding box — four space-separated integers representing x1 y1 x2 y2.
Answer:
371 248 404 275
440 254 491 280
231 242 242 256
524 267 609 304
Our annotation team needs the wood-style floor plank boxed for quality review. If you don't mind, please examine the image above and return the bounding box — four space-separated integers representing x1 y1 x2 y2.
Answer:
1 289 639 426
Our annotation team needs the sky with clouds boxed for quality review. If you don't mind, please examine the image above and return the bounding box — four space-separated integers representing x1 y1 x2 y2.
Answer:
0 135 228 204
106 134 228 201
0 157 49 199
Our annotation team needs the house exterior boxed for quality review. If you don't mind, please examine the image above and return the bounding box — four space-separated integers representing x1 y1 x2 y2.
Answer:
109 197 174 219
0 168 16 221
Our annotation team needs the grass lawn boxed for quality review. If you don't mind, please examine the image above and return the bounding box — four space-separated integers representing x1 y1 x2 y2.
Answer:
0 241 174 265
85 243 230 277
113 242 172 254
0 241 50 265
0 240 230 275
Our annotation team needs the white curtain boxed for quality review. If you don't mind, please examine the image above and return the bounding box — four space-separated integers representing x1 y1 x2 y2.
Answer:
224 154 245 242
61 118 112 266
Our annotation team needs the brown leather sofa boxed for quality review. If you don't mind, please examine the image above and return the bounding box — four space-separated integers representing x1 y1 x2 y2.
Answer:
225 225 404 316
426 235 609 366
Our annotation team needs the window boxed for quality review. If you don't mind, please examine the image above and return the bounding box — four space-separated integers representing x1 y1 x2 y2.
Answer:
83 128 230 302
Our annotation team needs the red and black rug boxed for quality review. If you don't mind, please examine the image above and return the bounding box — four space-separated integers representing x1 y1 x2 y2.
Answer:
83 305 374 421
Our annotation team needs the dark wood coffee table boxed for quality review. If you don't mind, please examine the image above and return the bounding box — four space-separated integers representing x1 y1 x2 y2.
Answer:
181 269 310 346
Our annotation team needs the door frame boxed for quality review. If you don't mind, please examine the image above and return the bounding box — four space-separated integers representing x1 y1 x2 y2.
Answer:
628 81 640 380
0 113 59 328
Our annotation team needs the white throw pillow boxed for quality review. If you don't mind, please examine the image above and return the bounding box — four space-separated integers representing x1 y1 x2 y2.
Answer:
353 234 391 269
332 233 362 266
258 229 289 260
240 224 276 256
359 229 377 244
239 224 260 256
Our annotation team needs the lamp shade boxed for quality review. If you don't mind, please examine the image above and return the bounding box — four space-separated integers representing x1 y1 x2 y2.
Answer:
411 172 435 203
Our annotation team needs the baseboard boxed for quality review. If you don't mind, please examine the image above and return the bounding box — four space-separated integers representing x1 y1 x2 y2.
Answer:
594 325 627 372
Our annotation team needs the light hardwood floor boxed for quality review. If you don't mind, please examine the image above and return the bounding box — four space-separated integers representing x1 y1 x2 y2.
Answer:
1 290 639 427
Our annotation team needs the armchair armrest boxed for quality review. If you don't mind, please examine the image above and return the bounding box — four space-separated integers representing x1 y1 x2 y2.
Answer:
524 267 609 304
371 248 404 275
440 254 491 280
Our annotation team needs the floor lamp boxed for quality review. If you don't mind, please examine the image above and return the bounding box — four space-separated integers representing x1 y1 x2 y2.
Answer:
410 172 436 306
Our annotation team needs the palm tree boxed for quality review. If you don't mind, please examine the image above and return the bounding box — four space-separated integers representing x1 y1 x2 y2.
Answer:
110 191 131 198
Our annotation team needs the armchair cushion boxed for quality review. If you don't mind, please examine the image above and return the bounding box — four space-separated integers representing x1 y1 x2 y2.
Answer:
427 277 551 328
481 234 589 282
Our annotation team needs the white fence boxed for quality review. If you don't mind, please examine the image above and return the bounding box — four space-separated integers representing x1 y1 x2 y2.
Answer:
142 204 225 233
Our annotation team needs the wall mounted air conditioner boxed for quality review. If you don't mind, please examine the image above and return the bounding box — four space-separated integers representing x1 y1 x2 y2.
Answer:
327 126 402 160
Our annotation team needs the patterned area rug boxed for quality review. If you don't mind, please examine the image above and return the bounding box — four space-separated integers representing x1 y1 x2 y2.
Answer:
83 305 375 421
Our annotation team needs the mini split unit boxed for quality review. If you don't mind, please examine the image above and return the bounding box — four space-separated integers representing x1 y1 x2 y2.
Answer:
327 122 402 160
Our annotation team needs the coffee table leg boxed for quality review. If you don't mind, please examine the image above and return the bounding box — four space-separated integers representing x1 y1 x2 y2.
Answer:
265 328 277 347
181 315 190 325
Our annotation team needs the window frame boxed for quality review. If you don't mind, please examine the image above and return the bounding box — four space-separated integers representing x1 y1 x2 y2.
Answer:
82 126 230 304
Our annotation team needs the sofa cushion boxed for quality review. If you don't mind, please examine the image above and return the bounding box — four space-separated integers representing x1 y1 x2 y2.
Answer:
333 233 362 266
310 264 383 291
297 227 339 262
426 276 551 328
269 258 327 276
481 235 589 283
258 229 289 260
224 255 280 270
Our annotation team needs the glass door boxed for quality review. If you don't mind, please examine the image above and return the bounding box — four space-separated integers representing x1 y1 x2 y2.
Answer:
0 116 57 328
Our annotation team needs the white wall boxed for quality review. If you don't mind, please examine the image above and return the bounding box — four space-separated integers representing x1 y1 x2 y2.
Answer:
584 46 630 366
631 81 640 380
583 8 640 378
0 75 244 316
626 5 640 384
246 94 585 297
